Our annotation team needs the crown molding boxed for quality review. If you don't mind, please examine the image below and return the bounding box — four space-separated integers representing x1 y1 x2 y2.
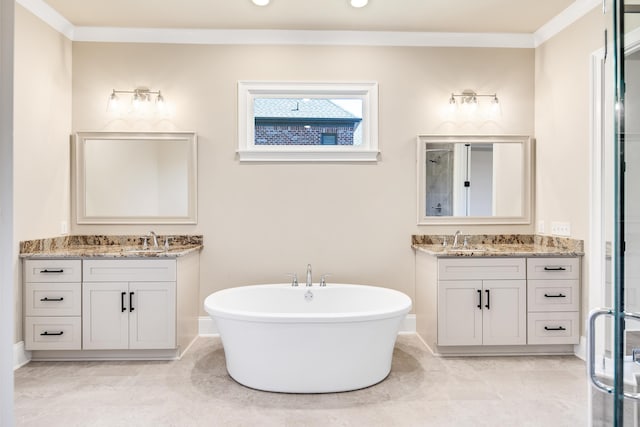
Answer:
18 0 599 49
16 0 74 39
72 27 535 48
534 0 601 47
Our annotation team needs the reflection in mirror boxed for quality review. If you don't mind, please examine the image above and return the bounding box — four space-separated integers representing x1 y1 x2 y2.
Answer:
75 132 197 224
417 135 532 225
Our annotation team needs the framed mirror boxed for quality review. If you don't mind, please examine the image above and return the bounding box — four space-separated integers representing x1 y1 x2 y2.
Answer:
417 135 533 225
74 131 197 224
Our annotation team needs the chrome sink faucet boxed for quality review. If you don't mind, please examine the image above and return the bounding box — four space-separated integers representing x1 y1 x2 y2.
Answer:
452 230 462 248
148 231 159 249
306 264 313 287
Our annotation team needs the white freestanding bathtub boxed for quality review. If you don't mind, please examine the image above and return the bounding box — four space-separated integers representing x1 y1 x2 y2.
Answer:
204 284 412 393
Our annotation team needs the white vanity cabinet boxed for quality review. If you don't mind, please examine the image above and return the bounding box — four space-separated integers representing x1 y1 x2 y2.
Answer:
415 250 582 355
526 257 580 345
24 259 83 350
437 258 527 346
82 259 177 350
23 251 200 360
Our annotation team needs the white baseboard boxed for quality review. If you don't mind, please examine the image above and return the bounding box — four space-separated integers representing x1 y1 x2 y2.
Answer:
198 314 417 336
14 341 31 370
574 335 586 361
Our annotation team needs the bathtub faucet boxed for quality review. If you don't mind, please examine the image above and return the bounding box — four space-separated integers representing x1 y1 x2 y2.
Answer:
306 264 312 287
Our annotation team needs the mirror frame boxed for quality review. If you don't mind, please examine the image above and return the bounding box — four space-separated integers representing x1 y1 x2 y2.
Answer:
74 131 198 224
416 134 533 225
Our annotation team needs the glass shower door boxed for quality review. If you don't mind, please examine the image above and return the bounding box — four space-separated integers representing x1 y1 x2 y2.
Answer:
589 1 640 425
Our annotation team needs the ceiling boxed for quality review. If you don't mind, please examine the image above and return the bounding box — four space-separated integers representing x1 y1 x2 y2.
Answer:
42 0 577 34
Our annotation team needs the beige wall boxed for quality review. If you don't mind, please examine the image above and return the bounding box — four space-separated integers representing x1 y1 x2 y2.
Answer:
70 43 535 314
534 7 609 338
13 5 72 343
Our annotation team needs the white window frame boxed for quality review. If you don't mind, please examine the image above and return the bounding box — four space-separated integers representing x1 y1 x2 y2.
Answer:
237 81 379 162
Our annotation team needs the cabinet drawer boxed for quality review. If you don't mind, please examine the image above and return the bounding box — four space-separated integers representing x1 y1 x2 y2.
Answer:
527 257 580 280
527 280 580 312
83 259 176 282
24 259 81 283
25 283 81 316
438 258 526 281
527 312 579 345
24 317 81 350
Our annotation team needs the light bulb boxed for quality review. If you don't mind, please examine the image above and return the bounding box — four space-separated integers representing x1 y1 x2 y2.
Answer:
448 96 457 113
156 91 166 113
132 92 143 111
252 0 270 5
106 91 120 113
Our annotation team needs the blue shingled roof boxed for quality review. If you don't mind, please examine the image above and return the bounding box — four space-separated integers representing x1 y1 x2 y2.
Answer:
254 98 360 120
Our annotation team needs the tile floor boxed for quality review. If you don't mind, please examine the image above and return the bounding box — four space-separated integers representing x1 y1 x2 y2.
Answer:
14 335 587 426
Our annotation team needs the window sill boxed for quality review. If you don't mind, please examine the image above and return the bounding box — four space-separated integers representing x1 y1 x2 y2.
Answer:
237 149 379 162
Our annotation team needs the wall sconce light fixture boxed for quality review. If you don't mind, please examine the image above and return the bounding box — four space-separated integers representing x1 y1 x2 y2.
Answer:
448 90 499 113
107 87 166 114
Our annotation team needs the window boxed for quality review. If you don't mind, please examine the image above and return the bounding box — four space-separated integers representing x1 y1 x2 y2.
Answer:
320 133 338 145
238 81 378 162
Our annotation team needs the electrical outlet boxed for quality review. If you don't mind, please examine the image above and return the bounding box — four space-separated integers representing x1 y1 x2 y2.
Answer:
550 221 571 237
60 220 68 235
537 220 545 234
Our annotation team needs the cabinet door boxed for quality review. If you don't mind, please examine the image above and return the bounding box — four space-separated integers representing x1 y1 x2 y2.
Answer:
128 282 176 350
437 280 483 346
482 280 526 345
83 282 129 350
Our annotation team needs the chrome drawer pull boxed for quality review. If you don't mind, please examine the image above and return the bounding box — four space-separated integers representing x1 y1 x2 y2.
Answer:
40 269 64 274
544 326 566 331
40 297 64 302
40 331 64 336
544 293 566 298
543 266 566 271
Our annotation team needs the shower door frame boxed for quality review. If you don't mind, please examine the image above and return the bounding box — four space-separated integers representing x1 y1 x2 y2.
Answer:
588 1 640 424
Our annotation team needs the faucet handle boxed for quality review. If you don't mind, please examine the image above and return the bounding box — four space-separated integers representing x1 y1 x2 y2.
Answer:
142 236 149 250
164 236 171 250
286 273 299 287
463 235 469 247
320 274 331 287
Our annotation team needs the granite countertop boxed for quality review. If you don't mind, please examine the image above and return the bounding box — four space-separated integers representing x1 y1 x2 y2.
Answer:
412 234 584 257
19 235 203 259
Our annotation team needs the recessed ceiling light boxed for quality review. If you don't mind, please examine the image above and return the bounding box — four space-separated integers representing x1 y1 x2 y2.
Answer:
350 0 368 7
252 0 270 6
